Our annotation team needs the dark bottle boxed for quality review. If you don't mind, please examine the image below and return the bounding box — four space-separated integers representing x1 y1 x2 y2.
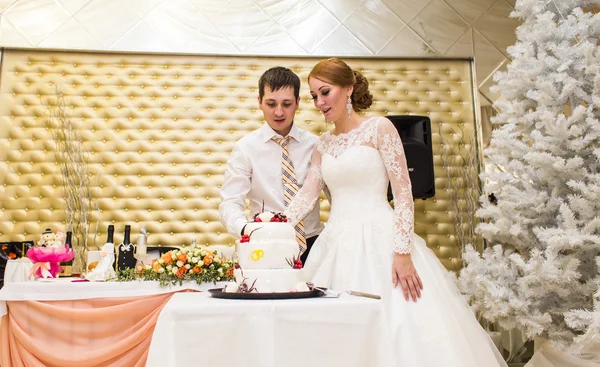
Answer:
59 231 73 277
117 225 136 271
103 225 115 272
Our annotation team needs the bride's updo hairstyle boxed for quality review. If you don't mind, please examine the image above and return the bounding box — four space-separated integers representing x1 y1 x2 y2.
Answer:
308 58 373 112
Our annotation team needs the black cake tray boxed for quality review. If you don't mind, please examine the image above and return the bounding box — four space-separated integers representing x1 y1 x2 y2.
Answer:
208 287 326 300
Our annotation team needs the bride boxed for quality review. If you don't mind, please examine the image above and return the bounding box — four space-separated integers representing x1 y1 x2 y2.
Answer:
284 58 508 367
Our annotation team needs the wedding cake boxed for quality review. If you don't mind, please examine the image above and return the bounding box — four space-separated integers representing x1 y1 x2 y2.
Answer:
227 211 309 293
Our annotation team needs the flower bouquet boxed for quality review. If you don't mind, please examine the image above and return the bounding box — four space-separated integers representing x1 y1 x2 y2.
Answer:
114 244 235 286
27 245 75 279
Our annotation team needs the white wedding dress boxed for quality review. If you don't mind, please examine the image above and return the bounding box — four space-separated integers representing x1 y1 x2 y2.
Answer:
285 116 507 367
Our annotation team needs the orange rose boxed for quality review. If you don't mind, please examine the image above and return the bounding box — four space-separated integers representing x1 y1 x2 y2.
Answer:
203 256 213 266
163 253 174 265
8 253 16 259
153 262 162 272
176 266 187 279
1 245 7 250
193 266 202 274
225 268 234 277
177 253 187 263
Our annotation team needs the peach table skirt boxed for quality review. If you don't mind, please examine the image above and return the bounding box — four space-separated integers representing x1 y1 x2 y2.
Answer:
0 292 183 366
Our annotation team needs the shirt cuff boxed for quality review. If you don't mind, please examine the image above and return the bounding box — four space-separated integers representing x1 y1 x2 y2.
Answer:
232 218 248 239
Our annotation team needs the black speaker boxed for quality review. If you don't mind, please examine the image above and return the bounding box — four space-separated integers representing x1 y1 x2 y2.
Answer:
386 115 435 200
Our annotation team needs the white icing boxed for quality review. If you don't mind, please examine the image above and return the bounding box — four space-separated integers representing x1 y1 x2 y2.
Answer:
295 282 310 292
235 240 298 269
243 222 295 242
234 269 306 293
224 282 239 293
237 222 298 269
257 212 275 222
235 221 304 292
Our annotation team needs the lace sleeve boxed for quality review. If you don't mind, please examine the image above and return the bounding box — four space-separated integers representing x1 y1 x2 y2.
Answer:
376 118 414 254
284 144 325 226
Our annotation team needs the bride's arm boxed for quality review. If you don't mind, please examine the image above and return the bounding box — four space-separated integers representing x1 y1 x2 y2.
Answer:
376 117 422 302
284 143 325 226
376 118 414 254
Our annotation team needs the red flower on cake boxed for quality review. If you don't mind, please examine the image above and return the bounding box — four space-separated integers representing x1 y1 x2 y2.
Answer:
239 227 262 244
251 211 288 223
286 255 303 269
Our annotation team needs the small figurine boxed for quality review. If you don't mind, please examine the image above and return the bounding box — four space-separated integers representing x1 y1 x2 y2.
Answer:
86 225 117 281
37 229 66 249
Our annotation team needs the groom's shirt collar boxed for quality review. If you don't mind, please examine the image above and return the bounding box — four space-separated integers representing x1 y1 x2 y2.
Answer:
261 122 300 143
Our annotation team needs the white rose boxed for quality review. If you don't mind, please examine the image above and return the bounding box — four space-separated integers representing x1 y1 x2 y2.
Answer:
192 257 199 264
194 250 200 256
158 268 165 273
185 264 191 269
166 265 173 271
218 268 224 275
177 260 184 267
257 212 274 222
158 259 165 265
145 264 151 270
214 256 221 263
172 267 178 275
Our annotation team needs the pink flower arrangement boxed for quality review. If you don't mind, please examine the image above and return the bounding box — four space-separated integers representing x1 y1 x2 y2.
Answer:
27 246 75 279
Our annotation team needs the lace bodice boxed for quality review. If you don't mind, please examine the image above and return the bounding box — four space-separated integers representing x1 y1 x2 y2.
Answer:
284 117 414 254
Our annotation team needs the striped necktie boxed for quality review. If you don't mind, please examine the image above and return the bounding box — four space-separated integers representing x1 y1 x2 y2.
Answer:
273 135 307 254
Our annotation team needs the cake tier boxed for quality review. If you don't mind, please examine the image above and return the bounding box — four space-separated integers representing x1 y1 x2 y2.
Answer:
234 269 305 293
243 222 295 242
236 240 298 269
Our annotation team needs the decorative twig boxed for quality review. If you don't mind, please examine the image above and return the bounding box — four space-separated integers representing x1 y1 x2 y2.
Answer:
44 87 101 270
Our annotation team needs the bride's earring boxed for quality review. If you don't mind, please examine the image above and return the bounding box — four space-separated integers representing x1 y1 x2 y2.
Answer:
346 95 352 119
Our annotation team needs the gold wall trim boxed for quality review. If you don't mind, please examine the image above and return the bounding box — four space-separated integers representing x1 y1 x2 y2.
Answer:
0 49 477 270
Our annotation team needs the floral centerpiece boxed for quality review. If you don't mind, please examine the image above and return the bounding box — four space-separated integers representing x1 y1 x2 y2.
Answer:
115 244 235 286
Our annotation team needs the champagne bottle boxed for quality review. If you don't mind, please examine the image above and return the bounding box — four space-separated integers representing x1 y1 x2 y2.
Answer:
97 225 115 272
117 225 136 271
59 231 73 277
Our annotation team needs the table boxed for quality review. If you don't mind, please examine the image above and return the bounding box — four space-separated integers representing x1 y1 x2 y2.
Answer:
147 292 394 367
0 279 227 366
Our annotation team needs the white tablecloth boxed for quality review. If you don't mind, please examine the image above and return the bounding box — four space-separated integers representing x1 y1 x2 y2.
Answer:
146 292 394 367
0 278 228 317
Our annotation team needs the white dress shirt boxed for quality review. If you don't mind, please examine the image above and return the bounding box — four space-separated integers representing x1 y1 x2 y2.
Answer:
219 122 324 239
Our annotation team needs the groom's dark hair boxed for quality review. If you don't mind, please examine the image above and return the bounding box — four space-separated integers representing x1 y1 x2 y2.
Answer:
258 66 300 101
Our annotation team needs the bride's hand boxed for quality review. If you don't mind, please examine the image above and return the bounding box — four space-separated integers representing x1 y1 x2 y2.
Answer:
392 253 423 302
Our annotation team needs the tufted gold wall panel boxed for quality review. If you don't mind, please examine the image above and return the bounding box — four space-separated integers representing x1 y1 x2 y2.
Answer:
0 50 477 271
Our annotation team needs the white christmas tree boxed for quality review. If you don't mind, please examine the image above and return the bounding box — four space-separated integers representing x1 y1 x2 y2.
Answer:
458 0 600 355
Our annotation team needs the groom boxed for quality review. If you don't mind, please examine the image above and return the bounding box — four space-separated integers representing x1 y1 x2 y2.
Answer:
219 66 323 264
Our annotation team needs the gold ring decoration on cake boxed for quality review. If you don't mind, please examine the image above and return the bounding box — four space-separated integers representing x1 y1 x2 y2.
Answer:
250 249 264 261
